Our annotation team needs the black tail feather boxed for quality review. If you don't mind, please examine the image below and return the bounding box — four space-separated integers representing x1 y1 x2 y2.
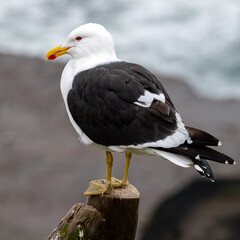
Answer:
186 126 221 146
152 126 235 181
193 158 214 182
153 143 235 182
173 145 235 165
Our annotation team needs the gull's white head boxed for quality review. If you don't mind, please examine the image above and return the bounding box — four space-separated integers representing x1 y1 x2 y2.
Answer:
46 23 116 61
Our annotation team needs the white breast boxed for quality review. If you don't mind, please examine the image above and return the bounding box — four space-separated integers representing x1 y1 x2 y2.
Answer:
60 56 119 145
60 63 93 145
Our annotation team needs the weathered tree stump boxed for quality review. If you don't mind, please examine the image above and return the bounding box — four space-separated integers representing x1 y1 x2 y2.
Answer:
46 181 140 240
46 203 105 240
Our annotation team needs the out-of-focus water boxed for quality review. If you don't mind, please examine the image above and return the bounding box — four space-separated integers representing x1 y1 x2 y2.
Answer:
1 0 240 99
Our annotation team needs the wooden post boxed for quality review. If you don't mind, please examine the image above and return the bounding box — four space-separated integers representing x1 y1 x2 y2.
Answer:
45 181 140 240
87 180 140 240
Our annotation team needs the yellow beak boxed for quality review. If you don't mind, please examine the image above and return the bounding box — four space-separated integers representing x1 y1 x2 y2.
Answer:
45 45 71 61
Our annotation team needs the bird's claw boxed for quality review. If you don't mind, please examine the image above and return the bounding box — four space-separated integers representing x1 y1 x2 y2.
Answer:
111 177 129 188
83 179 113 196
83 178 129 196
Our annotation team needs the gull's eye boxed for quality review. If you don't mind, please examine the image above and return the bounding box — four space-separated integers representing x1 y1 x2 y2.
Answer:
75 36 82 41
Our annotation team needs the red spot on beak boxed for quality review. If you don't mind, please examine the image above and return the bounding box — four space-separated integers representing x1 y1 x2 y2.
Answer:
48 54 56 60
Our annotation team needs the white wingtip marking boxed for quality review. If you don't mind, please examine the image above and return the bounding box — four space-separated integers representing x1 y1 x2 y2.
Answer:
194 164 204 173
218 141 222 146
225 160 229 164
195 155 200 160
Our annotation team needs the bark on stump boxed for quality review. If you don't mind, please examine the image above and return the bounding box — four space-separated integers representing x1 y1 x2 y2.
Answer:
46 181 140 240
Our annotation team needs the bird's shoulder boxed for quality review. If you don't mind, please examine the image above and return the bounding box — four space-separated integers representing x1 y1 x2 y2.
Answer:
72 61 175 108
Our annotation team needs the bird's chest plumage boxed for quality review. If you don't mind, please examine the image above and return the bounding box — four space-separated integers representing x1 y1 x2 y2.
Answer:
60 60 94 145
60 58 120 146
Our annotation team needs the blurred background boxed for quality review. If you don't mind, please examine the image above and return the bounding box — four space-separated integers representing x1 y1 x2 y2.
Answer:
1 0 240 99
0 0 239 239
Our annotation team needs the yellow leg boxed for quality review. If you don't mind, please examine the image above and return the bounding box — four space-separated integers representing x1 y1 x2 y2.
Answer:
112 152 132 187
106 151 113 181
83 151 113 195
123 152 132 184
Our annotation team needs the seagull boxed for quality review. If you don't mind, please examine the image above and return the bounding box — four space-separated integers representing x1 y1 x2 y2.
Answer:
46 23 235 195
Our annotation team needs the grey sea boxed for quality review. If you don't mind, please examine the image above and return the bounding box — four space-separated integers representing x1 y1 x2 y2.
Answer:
0 0 240 99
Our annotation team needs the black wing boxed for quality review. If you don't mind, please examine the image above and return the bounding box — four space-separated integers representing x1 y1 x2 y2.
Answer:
67 61 186 147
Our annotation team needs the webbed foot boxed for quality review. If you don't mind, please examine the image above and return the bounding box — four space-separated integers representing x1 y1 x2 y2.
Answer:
83 179 112 196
